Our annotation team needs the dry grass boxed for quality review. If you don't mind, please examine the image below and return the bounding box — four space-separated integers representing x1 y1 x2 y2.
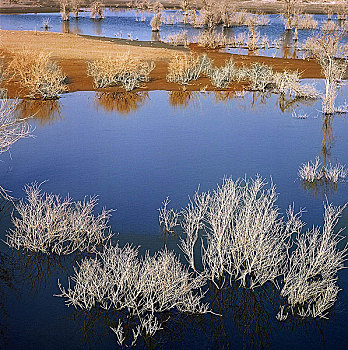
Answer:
87 53 155 91
6 183 113 255
7 50 67 99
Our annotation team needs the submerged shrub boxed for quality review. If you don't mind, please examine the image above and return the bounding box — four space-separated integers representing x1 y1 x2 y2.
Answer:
8 50 67 99
57 243 208 346
179 176 304 289
166 54 211 85
90 1 105 19
87 53 155 91
243 63 274 91
281 203 348 319
6 184 113 255
298 156 347 184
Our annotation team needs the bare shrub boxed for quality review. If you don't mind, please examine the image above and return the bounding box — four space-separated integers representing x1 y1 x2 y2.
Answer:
298 156 346 184
42 17 51 30
87 53 155 91
179 176 304 289
207 58 239 88
166 54 211 85
158 197 179 234
298 157 323 182
8 50 67 99
296 14 318 30
165 30 189 47
195 30 227 49
303 32 346 114
150 12 162 32
70 0 82 18
6 183 113 255
57 243 208 346
0 99 32 154
281 202 348 319
322 20 339 32
243 63 274 91
90 1 105 19
59 0 71 21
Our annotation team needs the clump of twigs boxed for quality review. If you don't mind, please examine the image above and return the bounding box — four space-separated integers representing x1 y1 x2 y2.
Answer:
6 183 113 255
298 157 347 184
166 54 211 85
8 50 67 99
87 53 155 91
281 202 348 319
57 243 208 346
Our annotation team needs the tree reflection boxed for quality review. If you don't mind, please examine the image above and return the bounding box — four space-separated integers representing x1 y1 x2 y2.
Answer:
94 91 149 115
15 99 62 126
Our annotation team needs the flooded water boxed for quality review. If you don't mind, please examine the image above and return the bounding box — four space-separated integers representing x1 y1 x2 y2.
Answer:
0 86 348 348
1 9 346 58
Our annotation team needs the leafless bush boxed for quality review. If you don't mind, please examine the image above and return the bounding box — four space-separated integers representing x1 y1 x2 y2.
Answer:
42 17 51 30
281 202 348 319
90 1 105 19
6 183 113 255
59 0 71 21
242 63 274 91
206 58 239 88
298 156 347 184
195 30 227 49
0 99 32 154
298 157 323 182
70 0 82 18
8 50 67 99
158 197 179 234
57 243 209 346
179 176 304 289
273 70 319 99
150 12 162 32
322 20 339 32
165 30 189 47
87 53 155 91
296 14 318 30
303 32 346 114
166 54 211 85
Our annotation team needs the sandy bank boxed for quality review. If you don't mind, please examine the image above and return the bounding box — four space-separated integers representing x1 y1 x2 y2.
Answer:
0 30 324 98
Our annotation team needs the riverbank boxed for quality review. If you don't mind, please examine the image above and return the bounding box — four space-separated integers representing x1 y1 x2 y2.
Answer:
0 0 341 15
0 29 324 98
